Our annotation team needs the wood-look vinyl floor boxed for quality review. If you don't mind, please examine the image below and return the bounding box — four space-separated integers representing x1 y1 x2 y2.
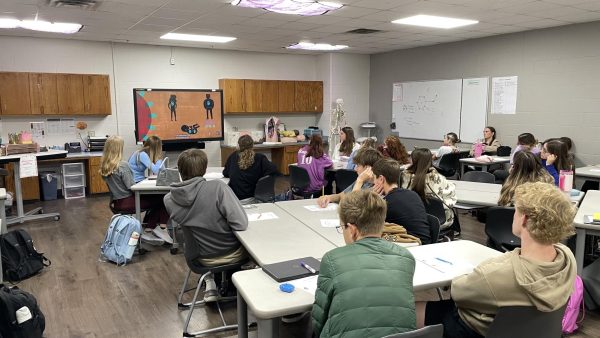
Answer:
7 177 600 338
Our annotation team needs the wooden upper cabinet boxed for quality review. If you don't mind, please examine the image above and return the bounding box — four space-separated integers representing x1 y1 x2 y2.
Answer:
29 73 59 115
294 81 312 112
261 80 279 112
57 74 85 115
244 80 262 113
295 81 323 112
278 81 295 112
219 79 245 113
0 72 32 115
309 81 323 112
83 75 111 115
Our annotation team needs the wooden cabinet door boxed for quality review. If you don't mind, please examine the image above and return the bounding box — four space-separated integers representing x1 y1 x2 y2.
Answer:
261 80 279 112
57 74 85 115
0 72 32 115
83 75 111 115
294 81 323 112
308 81 323 112
294 81 311 112
283 145 302 175
87 156 108 194
278 81 295 112
244 80 262 113
4 163 40 201
29 73 59 115
219 79 245 113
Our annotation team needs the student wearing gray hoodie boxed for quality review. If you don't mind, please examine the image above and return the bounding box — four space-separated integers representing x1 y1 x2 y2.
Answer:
164 149 248 302
416 181 577 338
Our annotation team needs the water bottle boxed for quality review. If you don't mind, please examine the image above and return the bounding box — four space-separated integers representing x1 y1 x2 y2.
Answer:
474 140 484 158
124 231 139 260
559 170 573 192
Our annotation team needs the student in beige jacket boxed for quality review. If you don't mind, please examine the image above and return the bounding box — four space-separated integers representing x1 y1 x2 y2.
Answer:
416 181 577 338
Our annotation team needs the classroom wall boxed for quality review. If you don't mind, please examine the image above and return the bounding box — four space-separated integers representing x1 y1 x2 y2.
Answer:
370 20 600 166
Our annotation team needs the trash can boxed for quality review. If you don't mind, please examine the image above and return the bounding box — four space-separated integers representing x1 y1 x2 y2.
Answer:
39 172 58 201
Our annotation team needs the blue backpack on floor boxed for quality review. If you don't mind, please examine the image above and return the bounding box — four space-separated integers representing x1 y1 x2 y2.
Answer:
100 215 141 266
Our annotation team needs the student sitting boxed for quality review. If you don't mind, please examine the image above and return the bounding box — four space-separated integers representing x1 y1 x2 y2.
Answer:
317 148 383 207
128 135 163 183
223 135 278 203
432 132 460 167
401 148 457 228
510 132 540 164
372 158 431 244
541 139 572 186
498 151 554 206
101 135 171 243
297 135 333 195
312 190 416 338
164 149 248 302
378 135 410 165
417 182 577 338
346 137 376 170
332 126 360 162
470 126 500 156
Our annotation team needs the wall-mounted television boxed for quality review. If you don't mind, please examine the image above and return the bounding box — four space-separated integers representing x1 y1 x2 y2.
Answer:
133 88 224 146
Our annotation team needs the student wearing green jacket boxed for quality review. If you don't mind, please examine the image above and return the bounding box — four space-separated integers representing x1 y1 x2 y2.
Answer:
311 190 416 338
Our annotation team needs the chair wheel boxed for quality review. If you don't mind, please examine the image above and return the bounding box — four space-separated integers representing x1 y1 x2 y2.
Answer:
39 209 44 214
170 247 178 255
54 216 60 221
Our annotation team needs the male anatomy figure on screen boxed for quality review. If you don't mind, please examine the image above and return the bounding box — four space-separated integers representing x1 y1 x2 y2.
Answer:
204 93 215 128
168 94 177 121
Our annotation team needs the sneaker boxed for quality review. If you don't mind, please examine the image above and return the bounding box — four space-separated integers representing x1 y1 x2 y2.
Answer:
203 289 219 303
152 226 174 245
141 233 165 246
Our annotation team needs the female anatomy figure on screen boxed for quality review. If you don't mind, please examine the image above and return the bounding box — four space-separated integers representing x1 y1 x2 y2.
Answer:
168 94 177 121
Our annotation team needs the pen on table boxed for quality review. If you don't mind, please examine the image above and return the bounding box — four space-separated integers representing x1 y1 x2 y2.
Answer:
300 261 317 274
256 213 262 219
435 257 453 265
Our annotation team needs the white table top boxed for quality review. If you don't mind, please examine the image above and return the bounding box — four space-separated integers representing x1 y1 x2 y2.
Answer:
235 203 336 266
459 156 510 165
0 149 68 161
275 199 344 247
575 166 600 179
232 240 502 319
574 190 600 231
130 167 228 191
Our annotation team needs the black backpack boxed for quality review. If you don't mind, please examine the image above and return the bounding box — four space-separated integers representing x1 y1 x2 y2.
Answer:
0 284 45 338
0 229 50 282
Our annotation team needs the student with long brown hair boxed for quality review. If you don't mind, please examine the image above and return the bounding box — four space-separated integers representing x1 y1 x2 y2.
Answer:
297 134 333 194
401 148 457 228
128 135 163 183
332 127 360 161
378 135 410 165
223 135 278 202
498 151 554 206
541 139 573 186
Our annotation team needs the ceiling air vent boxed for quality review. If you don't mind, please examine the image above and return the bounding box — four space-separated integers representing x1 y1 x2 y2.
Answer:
46 0 100 10
345 28 382 34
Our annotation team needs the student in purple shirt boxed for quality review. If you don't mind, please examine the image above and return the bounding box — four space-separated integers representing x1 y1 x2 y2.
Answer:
297 134 333 194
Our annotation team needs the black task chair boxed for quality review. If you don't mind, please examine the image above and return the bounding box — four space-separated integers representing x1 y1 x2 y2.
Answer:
434 152 461 179
426 214 441 245
485 206 520 252
496 146 512 157
383 324 443 338
177 226 249 337
425 198 453 241
487 305 566 338
334 169 358 193
254 175 275 203
462 171 495 183
289 165 320 199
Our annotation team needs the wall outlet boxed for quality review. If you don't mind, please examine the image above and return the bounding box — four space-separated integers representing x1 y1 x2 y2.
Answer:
170 57 175 65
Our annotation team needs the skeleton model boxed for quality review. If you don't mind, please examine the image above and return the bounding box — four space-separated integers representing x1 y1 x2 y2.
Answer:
329 98 347 158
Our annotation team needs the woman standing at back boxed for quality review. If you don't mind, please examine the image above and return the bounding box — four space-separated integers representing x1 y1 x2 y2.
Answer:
297 135 333 195
128 135 163 183
223 135 278 202
332 127 360 162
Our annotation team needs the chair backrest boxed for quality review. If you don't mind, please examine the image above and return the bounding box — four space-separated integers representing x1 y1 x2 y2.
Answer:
426 214 441 244
288 165 310 192
334 169 358 193
485 206 520 252
424 198 446 226
487 305 566 338
435 152 460 177
254 175 275 203
462 171 495 183
496 146 512 157
383 324 444 338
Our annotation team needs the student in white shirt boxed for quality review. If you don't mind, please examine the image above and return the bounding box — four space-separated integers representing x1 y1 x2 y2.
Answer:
433 132 460 166
332 127 360 162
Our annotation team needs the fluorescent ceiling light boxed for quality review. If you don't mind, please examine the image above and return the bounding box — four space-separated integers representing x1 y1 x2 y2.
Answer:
0 18 82 33
160 33 236 43
232 0 342 16
392 15 478 29
287 42 348 51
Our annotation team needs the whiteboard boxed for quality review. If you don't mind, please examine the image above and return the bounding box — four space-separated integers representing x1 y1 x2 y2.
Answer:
460 78 488 143
392 79 462 140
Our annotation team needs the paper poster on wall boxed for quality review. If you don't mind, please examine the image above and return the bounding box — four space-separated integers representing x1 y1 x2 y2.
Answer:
30 122 45 144
491 76 518 114
20 154 38 178
392 83 403 102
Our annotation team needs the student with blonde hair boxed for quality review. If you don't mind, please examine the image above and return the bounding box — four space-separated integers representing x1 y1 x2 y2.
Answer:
498 151 554 206
417 181 577 338
101 135 170 243
128 135 164 183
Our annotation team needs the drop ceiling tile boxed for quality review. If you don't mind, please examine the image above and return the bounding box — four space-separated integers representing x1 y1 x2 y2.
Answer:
351 0 419 10
151 8 203 21
324 6 382 18
572 1 600 11
514 18 569 29
129 23 175 33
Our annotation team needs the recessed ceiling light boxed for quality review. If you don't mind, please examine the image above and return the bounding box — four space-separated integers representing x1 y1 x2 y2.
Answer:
160 33 236 43
392 15 478 29
0 18 82 33
287 42 348 51
232 0 343 16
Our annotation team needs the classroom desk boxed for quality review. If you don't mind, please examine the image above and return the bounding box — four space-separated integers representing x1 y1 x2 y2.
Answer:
235 203 336 266
459 156 510 176
274 199 343 247
573 190 600 274
233 240 501 338
0 150 66 225
575 165 600 183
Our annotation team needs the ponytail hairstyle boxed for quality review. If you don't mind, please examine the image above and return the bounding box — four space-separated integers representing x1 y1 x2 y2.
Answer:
339 127 356 156
446 132 460 145
141 135 162 163
100 135 124 177
517 133 537 149
237 135 255 170
484 126 497 144
307 134 325 159
405 148 434 201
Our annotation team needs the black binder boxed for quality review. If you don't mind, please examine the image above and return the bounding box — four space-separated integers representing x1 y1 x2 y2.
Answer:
262 257 321 282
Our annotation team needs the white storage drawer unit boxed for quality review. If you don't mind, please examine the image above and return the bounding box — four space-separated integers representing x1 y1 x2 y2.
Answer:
62 163 86 199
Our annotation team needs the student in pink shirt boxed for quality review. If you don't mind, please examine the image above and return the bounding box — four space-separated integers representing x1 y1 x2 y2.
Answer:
297 135 333 194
